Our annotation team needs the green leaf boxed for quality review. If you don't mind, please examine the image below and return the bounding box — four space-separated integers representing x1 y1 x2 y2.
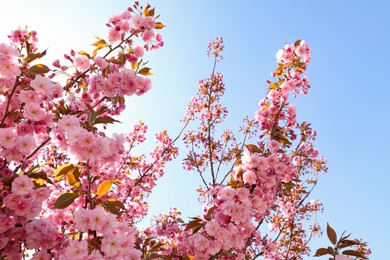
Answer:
96 180 112 196
28 64 50 76
54 192 79 209
327 223 337 245
102 199 126 217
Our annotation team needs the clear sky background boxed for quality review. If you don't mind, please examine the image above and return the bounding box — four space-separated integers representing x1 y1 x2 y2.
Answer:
1 1 389 258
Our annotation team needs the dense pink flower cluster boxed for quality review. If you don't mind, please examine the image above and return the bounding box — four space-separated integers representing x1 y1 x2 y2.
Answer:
0 2 177 259
0 3 370 259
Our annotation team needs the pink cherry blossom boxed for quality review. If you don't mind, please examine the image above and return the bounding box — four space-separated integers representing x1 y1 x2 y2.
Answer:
74 55 90 71
11 175 34 195
0 127 17 149
23 103 46 121
64 240 88 259
16 134 36 155
30 75 54 96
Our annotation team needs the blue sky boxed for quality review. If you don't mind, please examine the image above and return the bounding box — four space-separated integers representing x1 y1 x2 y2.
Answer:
1 1 389 258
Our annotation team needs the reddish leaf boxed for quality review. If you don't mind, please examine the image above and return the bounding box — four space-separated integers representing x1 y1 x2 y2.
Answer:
245 144 261 153
313 247 333 257
94 116 120 125
327 223 337 245
342 250 367 258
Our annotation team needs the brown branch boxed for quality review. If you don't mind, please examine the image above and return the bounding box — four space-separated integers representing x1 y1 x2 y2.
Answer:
0 76 20 127
13 137 51 173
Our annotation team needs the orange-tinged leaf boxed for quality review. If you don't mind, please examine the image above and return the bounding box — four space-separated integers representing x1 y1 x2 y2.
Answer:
28 64 50 76
143 6 150 16
54 192 79 209
147 8 155 17
54 163 75 182
155 22 165 29
66 167 81 188
26 49 47 63
269 82 277 90
77 50 91 59
91 38 107 47
96 180 112 196
131 61 139 71
275 66 284 76
138 67 152 76
92 39 107 57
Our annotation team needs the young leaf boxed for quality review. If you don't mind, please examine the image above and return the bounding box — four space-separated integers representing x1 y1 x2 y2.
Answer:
66 167 81 188
138 67 152 76
54 192 79 209
77 50 91 59
155 22 165 29
245 144 261 153
106 199 126 210
313 247 333 257
342 250 367 258
147 8 155 17
28 64 50 76
327 223 337 245
112 179 123 185
54 163 75 182
102 199 126 217
94 116 120 125
96 180 113 196
26 49 47 63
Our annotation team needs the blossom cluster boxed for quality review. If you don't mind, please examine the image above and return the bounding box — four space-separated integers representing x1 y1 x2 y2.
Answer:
0 2 176 259
140 37 370 260
0 2 370 259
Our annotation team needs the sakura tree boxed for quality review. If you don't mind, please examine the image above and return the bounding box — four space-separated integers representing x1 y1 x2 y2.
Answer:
0 2 369 259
